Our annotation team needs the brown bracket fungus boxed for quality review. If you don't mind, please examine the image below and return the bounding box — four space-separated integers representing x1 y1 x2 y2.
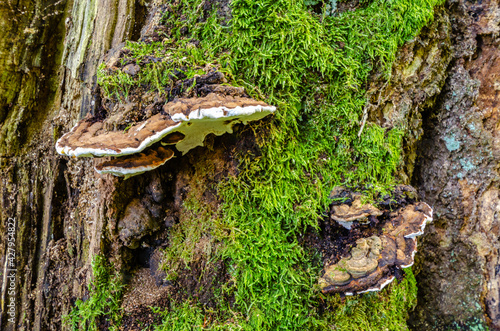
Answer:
56 93 276 177
160 93 276 154
319 235 391 295
319 187 433 295
330 193 383 229
55 112 182 157
95 146 175 179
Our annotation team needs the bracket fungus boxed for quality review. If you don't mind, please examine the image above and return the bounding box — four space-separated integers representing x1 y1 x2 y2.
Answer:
95 146 175 179
161 93 276 154
319 187 433 295
56 93 276 177
330 193 383 229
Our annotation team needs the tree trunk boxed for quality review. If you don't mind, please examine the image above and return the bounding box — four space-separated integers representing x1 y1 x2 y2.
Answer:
411 1 500 328
0 0 499 330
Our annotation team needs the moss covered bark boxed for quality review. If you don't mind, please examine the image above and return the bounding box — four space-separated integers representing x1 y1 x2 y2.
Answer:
71 0 442 329
1 0 498 330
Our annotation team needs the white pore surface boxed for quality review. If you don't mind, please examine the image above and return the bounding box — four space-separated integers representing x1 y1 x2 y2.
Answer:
404 202 433 239
56 104 275 157
95 156 173 179
336 218 370 230
356 276 396 295
172 105 275 154
95 166 148 179
337 220 353 230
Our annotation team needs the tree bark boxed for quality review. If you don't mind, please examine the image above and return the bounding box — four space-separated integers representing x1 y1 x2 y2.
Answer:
0 0 143 328
411 1 500 328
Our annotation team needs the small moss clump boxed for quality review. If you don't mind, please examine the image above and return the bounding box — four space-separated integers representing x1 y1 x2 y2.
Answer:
325 269 418 330
64 255 124 331
160 193 219 282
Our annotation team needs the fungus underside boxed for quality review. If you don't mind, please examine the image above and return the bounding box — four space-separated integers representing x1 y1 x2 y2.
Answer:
90 0 442 329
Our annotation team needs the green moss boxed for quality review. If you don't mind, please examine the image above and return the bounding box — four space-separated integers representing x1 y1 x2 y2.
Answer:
95 0 443 329
215 0 438 329
153 301 207 330
152 300 248 330
161 193 219 281
156 152 226 282
325 269 418 330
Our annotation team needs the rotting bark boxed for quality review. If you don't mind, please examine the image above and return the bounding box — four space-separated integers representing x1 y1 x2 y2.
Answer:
364 8 452 183
410 0 500 328
1 0 499 330
0 0 70 329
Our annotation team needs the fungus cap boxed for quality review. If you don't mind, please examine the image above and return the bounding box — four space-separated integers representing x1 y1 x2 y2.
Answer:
55 114 182 157
95 146 174 179
56 93 276 157
330 193 383 229
399 202 433 238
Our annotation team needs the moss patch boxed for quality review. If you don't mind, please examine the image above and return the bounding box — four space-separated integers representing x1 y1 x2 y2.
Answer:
93 0 444 329
324 268 418 330
64 255 124 331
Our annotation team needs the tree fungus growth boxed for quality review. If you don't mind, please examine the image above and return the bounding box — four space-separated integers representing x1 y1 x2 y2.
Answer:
330 193 383 230
56 93 275 178
318 186 433 295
